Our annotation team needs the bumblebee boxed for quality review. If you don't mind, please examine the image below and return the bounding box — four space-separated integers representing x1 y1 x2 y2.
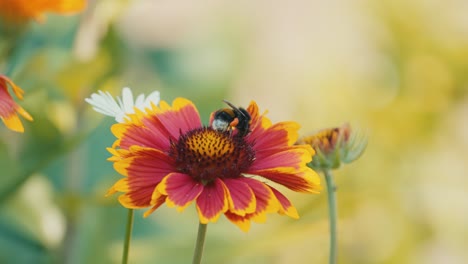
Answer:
212 100 251 137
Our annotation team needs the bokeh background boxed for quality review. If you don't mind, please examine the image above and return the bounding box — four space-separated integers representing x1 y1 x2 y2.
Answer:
1 0 468 263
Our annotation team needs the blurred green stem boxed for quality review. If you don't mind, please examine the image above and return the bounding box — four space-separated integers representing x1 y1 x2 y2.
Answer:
122 209 134 264
324 169 337 264
192 223 208 264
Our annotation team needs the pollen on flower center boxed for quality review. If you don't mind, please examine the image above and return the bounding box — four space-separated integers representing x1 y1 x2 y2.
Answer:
169 127 255 183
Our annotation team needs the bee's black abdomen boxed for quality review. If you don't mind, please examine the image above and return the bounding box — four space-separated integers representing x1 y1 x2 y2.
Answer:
212 101 252 137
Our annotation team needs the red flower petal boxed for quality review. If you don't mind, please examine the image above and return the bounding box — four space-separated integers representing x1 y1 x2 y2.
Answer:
223 178 256 216
112 98 201 151
158 172 204 211
196 178 228 223
149 98 202 140
143 194 167 218
113 123 171 151
250 167 320 193
106 178 129 197
224 178 283 231
248 122 293 150
241 178 279 223
117 186 155 208
250 147 310 171
224 211 251 232
248 123 308 168
122 147 175 184
270 186 299 219
245 101 269 140
0 76 33 132
241 178 278 214
107 148 175 211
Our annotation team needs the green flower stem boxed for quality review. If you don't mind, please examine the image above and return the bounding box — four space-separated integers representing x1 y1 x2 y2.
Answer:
192 223 208 264
122 209 134 264
324 169 337 264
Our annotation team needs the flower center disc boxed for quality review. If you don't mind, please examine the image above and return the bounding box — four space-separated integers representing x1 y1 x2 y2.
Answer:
169 127 255 183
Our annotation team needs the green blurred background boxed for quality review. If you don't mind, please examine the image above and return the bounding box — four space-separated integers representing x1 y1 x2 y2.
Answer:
1 0 468 263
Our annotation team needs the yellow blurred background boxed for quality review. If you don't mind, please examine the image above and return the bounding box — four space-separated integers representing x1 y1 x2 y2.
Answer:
1 0 468 263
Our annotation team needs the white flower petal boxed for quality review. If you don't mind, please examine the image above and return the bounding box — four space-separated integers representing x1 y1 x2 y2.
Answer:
134 94 145 109
121 87 134 114
144 91 160 108
85 87 161 123
85 90 124 118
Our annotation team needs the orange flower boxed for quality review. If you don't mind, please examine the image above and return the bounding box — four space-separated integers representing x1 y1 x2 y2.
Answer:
106 98 321 231
298 123 367 170
0 0 86 24
0 75 33 133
